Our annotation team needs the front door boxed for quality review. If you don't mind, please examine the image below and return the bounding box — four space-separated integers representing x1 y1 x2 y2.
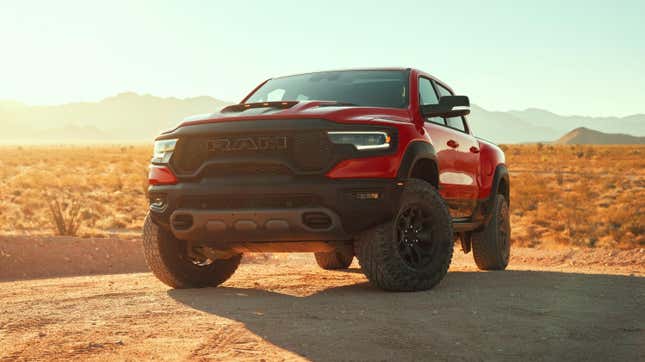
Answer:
418 77 480 218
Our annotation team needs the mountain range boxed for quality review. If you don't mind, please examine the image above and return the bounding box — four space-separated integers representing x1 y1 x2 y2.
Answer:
555 127 644 145
0 93 229 143
468 105 644 143
1 93 643 144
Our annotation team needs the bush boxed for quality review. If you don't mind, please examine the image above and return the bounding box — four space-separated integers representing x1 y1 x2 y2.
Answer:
46 194 83 236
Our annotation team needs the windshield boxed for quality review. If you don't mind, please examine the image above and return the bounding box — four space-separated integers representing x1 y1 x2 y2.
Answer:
245 70 409 108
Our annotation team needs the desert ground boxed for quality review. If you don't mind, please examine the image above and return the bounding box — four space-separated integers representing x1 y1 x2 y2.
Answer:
1 242 643 361
0 144 643 361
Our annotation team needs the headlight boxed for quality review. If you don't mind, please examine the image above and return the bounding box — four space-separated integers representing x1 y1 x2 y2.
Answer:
152 139 177 163
327 131 391 150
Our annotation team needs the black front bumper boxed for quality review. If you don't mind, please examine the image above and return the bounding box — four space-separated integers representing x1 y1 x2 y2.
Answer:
148 177 403 244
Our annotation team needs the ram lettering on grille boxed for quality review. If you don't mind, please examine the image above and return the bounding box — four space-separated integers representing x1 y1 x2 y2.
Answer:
207 136 288 152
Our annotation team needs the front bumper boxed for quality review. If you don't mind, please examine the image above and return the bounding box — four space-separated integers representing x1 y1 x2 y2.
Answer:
148 177 403 245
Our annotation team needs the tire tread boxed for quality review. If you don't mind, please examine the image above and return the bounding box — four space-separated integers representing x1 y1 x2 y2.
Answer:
354 179 454 292
142 214 240 288
472 194 510 270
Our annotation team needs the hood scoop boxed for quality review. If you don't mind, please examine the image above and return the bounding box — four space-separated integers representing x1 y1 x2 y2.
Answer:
221 101 299 114
220 100 357 115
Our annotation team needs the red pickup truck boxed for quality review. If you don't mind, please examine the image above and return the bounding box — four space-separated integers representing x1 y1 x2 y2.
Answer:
144 68 510 292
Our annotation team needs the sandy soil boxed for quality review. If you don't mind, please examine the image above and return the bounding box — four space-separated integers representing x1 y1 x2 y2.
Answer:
0 240 643 361
0 236 147 281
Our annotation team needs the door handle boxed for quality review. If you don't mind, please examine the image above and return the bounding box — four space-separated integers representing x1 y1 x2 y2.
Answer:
470 146 480 153
447 140 459 148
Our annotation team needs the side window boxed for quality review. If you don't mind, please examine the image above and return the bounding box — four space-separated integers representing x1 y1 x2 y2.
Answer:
435 83 453 98
435 82 467 133
418 77 444 125
419 78 439 105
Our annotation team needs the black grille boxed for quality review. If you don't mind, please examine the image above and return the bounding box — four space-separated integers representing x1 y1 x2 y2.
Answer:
178 194 321 210
291 132 332 171
172 138 209 173
171 131 333 175
201 163 292 178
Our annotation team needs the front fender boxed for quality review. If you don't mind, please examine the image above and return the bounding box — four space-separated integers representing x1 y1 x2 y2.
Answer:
396 141 438 179
477 139 506 200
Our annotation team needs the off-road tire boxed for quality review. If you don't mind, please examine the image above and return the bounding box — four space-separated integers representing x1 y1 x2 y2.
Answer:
314 246 354 270
354 179 454 292
472 194 510 270
142 214 241 288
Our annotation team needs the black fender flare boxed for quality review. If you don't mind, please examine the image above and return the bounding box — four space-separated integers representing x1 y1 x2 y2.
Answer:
481 164 510 224
396 141 438 184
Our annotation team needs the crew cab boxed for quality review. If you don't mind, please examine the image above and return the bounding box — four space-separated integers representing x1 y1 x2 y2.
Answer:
143 68 510 292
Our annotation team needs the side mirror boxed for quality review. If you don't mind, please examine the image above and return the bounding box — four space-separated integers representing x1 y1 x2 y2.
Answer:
420 95 470 118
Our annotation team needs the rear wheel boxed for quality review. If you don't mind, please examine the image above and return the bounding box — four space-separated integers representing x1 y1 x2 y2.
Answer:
472 194 511 270
314 246 354 270
142 214 241 288
354 179 454 292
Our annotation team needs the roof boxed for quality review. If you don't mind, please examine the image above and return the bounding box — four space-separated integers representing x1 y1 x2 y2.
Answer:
271 67 412 80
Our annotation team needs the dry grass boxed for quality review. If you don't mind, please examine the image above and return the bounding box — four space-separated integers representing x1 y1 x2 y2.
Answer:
504 144 644 249
0 145 150 237
0 144 642 249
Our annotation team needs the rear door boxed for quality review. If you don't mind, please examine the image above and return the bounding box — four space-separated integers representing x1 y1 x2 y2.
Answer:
418 77 480 218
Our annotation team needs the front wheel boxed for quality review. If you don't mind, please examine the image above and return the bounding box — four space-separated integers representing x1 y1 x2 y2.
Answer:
472 194 511 270
354 179 454 292
142 214 241 288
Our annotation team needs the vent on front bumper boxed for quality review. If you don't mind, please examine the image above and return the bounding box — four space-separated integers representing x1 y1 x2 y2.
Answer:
172 214 194 230
302 212 333 230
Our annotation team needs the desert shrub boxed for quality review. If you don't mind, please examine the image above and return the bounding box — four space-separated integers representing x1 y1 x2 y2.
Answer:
46 193 83 236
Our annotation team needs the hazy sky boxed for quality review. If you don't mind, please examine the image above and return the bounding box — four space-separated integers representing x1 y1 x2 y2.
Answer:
1 0 643 116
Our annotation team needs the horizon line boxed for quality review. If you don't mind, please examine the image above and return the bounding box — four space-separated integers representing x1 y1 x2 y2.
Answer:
1 91 643 119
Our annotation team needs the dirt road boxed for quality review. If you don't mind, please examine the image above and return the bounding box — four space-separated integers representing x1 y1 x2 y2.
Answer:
1 247 643 361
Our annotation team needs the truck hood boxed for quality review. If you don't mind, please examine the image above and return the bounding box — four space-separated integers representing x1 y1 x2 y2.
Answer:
166 101 412 133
